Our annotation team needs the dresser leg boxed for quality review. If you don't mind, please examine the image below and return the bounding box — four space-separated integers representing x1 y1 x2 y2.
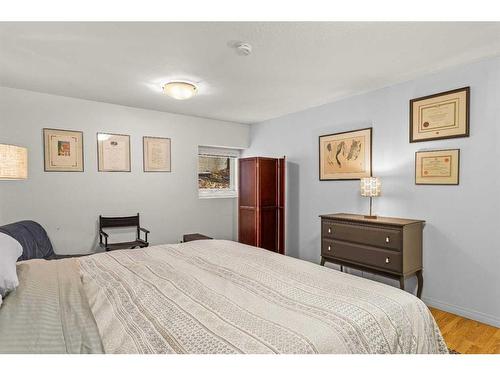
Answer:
320 257 325 266
340 265 343 272
416 270 423 299
399 276 405 291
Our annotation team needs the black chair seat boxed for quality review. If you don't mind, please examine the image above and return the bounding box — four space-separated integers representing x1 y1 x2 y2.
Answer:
101 240 148 251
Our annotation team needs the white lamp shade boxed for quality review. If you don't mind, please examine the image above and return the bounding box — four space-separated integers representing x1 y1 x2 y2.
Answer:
360 177 380 197
0 144 28 180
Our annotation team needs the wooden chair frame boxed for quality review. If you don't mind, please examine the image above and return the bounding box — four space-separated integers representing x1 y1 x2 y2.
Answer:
99 213 150 251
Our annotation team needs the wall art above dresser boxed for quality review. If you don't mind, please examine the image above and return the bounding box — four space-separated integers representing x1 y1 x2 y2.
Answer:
409 87 470 143
318 127 372 181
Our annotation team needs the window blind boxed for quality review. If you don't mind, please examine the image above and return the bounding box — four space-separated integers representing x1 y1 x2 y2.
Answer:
198 146 241 158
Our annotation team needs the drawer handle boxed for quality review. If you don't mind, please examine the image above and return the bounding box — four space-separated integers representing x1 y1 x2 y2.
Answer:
327 245 331 251
385 236 390 243
385 257 390 264
328 228 332 234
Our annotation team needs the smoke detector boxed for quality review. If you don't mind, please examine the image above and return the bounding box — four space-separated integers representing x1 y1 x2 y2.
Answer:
234 42 252 56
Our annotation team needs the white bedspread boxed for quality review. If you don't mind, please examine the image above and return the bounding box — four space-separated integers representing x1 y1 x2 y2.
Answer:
80 240 448 354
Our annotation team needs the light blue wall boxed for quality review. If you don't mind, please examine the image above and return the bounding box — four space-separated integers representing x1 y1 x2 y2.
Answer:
245 56 500 327
0 87 249 254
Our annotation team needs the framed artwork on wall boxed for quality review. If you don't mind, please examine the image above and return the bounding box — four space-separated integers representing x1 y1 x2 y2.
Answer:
415 149 460 185
97 133 131 172
319 127 372 181
143 136 171 172
43 128 84 172
410 87 470 143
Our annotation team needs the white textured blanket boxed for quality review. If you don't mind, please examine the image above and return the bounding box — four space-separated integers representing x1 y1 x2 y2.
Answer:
79 240 448 354
0 259 103 353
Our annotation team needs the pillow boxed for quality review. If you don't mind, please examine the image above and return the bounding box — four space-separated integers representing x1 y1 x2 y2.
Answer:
0 220 55 261
0 232 23 297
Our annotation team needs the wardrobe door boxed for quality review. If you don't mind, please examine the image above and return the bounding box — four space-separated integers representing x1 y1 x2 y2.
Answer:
277 157 285 254
239 209 257 246
259 207 278 251
238 158 257 246
258 158 279 251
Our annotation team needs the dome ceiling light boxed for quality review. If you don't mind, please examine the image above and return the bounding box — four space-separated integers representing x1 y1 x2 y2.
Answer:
163 81 198 100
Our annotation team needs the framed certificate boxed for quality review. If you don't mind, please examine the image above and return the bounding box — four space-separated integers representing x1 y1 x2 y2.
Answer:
143 136 171 172
43 128 84 172
97 133 131 172
319 127 372 181
410 87 469 143
415 149 460 185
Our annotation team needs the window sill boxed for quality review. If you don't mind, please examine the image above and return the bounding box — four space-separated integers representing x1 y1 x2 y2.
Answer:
198 190 238 199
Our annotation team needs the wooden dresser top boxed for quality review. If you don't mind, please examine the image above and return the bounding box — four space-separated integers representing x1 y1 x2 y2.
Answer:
319 213 425 227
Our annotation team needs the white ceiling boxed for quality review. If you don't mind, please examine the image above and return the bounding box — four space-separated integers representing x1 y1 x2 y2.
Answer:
1 22 500 124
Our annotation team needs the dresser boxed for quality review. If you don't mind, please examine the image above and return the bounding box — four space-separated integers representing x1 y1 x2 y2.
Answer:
320 213 425 298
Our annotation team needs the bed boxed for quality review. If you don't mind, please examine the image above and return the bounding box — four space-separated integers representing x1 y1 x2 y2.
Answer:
0 239 448 354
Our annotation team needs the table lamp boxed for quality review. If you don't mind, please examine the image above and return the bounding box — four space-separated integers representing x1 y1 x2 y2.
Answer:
0 144 28 180
360 177 380 219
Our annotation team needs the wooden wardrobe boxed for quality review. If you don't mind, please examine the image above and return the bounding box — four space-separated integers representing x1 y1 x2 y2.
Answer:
238 157 285 254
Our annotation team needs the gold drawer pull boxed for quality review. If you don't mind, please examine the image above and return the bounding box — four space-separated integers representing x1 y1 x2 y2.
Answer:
327 245 331 251
385 236 390 243
385 257 390 264
328 228 332 234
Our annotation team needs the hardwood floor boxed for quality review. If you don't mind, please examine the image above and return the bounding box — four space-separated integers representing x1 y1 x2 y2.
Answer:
430 307 500 354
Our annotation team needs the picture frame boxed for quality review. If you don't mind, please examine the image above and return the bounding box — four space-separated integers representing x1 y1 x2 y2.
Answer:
415 149 460 185
410 87 470 143
43 128 84 172
319 127 372 181
143 136 171 172
97 133 131 172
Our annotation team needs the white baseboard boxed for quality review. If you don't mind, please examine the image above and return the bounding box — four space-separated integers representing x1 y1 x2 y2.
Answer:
423 297 500 328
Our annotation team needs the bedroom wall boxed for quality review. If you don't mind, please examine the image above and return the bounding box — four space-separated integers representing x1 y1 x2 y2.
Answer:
0 87 249 254
244 56 500 327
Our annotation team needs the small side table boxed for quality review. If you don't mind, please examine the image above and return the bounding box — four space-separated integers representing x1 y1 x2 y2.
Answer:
183 233 213 242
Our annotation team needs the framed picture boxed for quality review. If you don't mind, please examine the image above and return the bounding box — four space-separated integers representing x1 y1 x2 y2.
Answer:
319 127 372 181
43 128 84 172
97 133 131 172
410 87 470 143
143 136 171 172
415 149 460 185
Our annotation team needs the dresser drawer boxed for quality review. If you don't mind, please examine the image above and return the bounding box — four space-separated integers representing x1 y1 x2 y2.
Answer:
322 239 402 273
322 221 336 237
323 220 402 251
322 238 335 256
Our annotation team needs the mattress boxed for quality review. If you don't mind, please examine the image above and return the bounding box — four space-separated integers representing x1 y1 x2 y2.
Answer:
0 240 448 354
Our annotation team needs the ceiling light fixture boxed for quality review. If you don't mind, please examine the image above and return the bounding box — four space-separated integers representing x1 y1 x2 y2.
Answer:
163 81 198 100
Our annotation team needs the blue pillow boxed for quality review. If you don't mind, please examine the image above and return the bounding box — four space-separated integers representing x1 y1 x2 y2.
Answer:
0 221 55 261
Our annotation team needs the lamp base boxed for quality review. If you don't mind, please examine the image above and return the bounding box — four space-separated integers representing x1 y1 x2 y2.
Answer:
364 196 377 219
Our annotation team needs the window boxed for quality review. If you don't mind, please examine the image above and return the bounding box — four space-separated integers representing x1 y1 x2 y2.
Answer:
198 146 239 198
